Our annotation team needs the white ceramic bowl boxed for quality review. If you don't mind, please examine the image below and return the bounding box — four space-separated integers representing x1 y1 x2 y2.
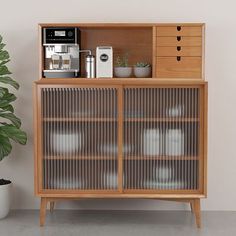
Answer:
156 166 174 182
51 131 82 155
114 67 132 78
134 67 151 78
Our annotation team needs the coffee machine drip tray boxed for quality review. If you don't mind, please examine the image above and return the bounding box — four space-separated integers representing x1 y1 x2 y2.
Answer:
43 69 79 78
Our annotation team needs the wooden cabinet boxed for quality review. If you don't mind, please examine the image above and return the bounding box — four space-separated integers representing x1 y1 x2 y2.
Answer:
34 23 207 227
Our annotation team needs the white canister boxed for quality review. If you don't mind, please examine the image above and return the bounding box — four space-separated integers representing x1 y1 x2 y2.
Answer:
165 129 184 156
143 129 163 156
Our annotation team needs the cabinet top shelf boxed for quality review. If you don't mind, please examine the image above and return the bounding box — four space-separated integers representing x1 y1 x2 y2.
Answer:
35 78 207 86
38 23 205 28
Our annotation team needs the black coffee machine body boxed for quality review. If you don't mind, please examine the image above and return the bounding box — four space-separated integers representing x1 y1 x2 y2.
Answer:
43 27 80 78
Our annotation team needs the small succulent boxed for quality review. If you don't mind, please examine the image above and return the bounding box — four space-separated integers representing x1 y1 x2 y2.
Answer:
115 53 129 67
135 62 151 67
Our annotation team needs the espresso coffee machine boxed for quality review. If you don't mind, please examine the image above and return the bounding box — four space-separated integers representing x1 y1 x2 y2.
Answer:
43 27 80 78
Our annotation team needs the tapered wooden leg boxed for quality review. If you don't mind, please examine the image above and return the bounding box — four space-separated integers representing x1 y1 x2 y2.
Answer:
50 201 55 213
190 201 194 213
40 198 47 227
192 199 201 228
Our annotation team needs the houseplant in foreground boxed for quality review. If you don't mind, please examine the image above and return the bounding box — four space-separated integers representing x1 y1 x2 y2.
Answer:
0 35 27 219
114 53 132 78
133 62 151 78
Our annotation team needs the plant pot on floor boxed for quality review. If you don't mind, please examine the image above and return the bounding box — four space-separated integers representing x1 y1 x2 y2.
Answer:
114 67 132 78
0 179 12 219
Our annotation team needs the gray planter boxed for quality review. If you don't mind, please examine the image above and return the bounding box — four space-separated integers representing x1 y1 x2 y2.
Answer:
114 67 132 78
134 67 151 78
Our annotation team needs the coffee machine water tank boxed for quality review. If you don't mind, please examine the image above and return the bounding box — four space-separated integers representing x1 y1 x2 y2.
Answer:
96 46 113 78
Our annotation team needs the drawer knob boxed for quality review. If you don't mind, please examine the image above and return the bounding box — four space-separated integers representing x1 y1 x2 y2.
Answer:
177 46 181 51
177 36 181 41
177 56 181 61
177 26 182 31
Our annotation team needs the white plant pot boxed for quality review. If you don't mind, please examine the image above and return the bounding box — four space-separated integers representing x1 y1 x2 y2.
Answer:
0 182 12 219
114 67 132 78
134 67 151 78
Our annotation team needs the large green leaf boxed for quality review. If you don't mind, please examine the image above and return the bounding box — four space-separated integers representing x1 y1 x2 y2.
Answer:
0 36 2 44
0 96 16 109
0 76 19 89
0 59 10 67
0 112 21 128
0 104 14 113
0 65 11 75
0 43 6 51
0 135 12 161
0 124 27 145
0 51 9 61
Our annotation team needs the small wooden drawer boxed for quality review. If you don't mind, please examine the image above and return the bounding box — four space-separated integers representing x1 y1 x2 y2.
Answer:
157 26 202 36
156 46 202 56
156 57 202 78
156 36 202 46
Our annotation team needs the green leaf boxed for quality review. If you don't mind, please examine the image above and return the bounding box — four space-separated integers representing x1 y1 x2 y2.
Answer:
0 76 19 89
0 43 6 51
0 65 11 75
0 112 21 128
0 124 27 145
0 135 12 161
0 51 9 61
0 87 7 97
0 104 14 113
0 91 16 108
0 59 10 67
0 35 2 44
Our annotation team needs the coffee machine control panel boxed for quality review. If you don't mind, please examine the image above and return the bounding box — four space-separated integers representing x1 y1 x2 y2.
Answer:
43 28 78 44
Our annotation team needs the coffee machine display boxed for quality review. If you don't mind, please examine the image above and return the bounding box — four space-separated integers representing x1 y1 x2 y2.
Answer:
43 27 80 78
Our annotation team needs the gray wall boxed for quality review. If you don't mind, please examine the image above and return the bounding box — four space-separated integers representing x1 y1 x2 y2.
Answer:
0 0 234 210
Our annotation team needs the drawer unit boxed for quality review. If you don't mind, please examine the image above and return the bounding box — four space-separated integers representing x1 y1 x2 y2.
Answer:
156 36 202 47
156 56 202 78
156 26 202 36
156 46 202 57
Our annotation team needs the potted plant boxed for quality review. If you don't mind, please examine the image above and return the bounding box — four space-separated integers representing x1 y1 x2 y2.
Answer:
133 62 151 78
0 35 27 219
114 54 132 78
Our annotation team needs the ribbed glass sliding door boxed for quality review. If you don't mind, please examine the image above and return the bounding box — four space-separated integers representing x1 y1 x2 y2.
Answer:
123 87 200 191
41 87 118 191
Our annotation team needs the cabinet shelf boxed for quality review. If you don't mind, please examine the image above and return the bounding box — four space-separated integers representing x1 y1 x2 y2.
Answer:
124 155 199 161
43 117 117 122
44 155 117 160
124 118 199 122
43 117 199 122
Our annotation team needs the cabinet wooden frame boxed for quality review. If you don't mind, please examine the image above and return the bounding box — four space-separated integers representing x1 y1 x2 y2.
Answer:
35 23 207 228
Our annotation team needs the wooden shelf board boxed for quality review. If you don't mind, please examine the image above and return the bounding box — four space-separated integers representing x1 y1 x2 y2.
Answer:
44 155 117 160
124 118 199 122
43 118 117 122
124 156 199 161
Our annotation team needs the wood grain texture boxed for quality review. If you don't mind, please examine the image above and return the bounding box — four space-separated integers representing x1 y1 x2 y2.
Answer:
156 26 202 37
156 57 202 78
156 46 202 57
192 199 201 228
156 37 202 47
40 198 47 226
